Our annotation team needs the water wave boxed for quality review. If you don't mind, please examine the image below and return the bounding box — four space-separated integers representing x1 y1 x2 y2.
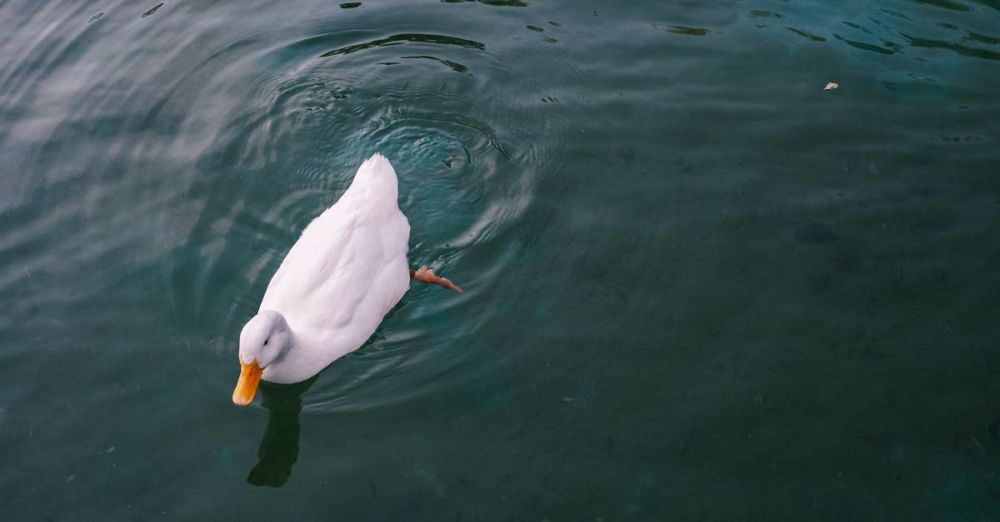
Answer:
145 23 552 412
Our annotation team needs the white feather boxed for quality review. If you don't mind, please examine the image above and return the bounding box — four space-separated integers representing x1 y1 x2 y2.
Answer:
256 153 410 383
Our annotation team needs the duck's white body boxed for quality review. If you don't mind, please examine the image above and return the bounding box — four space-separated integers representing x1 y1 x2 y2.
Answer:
257 153 410 383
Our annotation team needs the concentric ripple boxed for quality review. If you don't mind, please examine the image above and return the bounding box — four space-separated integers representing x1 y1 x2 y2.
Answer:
151 13 556 413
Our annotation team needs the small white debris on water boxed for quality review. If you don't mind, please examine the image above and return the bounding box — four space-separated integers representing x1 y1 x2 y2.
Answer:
824 82 839 90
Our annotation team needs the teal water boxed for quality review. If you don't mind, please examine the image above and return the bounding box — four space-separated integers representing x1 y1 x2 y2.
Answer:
1 0 999 519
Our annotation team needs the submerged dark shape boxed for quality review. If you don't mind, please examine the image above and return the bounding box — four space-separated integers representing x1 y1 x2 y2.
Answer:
915 0 971 12
832 33 897 55
441 0 528 6
794 221 841 243
787 27 827 42
900 32 1000 62
400 55 469 73
320 33 485 57
141 3 164 18
246 377 317 487
665 25 710 36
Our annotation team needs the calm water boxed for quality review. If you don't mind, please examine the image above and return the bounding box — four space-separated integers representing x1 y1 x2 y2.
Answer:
1 0 999 519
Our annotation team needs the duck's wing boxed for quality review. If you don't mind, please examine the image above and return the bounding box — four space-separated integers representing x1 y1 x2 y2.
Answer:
260 155 410 341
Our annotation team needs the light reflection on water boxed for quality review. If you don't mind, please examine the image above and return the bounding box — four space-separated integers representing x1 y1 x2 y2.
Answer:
0 0 998 519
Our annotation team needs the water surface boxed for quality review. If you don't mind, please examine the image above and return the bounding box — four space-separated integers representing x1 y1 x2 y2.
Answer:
1 0 999 519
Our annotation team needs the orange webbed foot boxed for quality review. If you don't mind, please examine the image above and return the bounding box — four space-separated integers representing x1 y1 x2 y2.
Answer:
410 266 463 293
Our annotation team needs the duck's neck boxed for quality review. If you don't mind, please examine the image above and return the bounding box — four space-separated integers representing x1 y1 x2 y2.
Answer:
263 329 324 384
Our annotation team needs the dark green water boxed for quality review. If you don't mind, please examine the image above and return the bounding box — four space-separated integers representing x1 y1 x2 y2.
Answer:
1 0 999 519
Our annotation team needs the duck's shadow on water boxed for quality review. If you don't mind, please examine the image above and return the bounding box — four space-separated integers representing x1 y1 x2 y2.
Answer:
246 377 317 487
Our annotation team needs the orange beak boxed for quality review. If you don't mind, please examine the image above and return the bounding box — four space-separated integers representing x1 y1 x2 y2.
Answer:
232 360 263 406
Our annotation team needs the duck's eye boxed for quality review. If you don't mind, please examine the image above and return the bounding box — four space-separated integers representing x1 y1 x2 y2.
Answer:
264 339 269 346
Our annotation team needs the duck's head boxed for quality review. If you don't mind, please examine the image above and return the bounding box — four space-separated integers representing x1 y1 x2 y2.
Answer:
233 310 292 406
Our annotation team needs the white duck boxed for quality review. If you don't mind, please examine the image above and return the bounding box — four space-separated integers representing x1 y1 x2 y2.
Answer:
232 154 461 406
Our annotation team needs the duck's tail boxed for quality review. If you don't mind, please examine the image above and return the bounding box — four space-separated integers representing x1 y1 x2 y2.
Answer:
360 153 392 174
346 153 399 208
